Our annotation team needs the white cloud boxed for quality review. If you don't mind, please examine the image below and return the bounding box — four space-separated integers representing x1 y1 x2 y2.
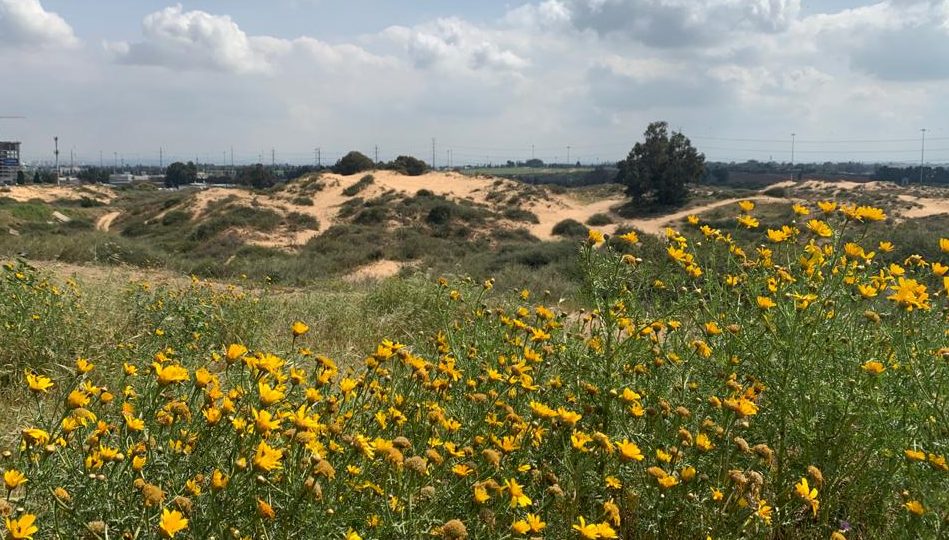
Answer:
383 17 529 73
0 0 78 49
562 0 801 47
107 4 285 73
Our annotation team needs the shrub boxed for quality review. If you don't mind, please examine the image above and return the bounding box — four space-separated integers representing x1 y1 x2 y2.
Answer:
502 207 540 224
586 213 614 226
551 218 588 237
388 155 429 176
333 151 374 176
342 175 375 197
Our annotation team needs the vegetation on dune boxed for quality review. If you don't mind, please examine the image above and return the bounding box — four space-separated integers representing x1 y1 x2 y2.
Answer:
1 200 946 539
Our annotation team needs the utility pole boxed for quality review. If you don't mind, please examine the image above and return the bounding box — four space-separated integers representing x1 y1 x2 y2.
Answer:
113 152 117 171
271 148 275 168
531 144 535 161
230 146 234 167
566 145 571 165
432 138 436 169
159 147 163 169
374 145 379 163
920 128 926 184
99 150 103 169
790 133 796 170
54 137 60 184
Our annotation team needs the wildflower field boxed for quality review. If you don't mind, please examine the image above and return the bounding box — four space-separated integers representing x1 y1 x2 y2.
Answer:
1 200 947 539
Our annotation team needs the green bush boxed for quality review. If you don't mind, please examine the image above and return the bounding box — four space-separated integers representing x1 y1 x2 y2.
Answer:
551 218 588 237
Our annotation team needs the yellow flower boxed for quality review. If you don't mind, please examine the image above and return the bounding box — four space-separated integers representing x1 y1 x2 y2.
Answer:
617 439 644 462
75 358 94 374
3 470 27 490
756 499 773 525
66 389 90 409
473 484 491 504
887 278 930 311
711 487 723 502
253 441 284 473
225 343 248 363
158 508 188 538
737 215 760 229
503 478 532 508
807 219 832 237
696 433 714 452
794 477 820 516
931 262 948 277
571 431 593 452
756 296 776 310
572 517 600 539
904 449 926 461
860 361 885 375
525 513 546 533
904 500 925 516
658 475 679 489
588 229 605 245
252 408 282 435
618 231 639 244
817 201 837 214
511 519 531 535
595 522 618 539
792 203 810 215
123 413 145 432
4 514 38 540
686 214 700 225
152 363 189 386
257 381 286 406
940 237 949 253
345 529 362 540
451 464 474 477
878 241 894 252
291 321 310 337
738 200 755 212
24 371 53 393
210 469 229 491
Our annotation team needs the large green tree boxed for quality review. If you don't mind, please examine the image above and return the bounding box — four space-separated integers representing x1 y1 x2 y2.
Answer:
165 161 197 188
616 121 705 206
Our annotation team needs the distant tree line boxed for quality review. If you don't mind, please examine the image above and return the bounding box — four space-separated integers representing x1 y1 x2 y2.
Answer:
873 165 949 185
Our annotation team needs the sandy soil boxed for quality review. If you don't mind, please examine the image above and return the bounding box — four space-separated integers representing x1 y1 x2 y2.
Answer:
896 195 949 219
343 260 406 282
2 184 115 203
187 171 517 249
96 211 121 231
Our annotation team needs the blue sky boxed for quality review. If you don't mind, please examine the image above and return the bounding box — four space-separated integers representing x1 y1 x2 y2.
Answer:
2 0 948 166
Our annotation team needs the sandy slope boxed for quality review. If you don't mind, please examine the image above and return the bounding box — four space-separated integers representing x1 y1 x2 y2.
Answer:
3 184 115 203
96 211 121 231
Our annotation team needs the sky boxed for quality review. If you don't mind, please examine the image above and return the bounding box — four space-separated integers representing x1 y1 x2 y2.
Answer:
1 0 948 166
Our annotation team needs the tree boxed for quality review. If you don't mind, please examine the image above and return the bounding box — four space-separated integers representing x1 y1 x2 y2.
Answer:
333 151 374 176
237 164 275 189
389 155 428 176
165 161 197 188
77 167 110 184
15 171 26 185
616 121 705 206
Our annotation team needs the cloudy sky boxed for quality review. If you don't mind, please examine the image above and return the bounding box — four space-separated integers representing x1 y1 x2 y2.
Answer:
1 0 948 166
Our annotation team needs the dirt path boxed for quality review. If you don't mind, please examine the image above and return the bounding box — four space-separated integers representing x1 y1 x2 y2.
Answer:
95 211 121 231
626 195 780 235
343 260 405 282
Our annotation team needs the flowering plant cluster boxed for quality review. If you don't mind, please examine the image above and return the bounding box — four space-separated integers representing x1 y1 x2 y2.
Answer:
2 200 947 539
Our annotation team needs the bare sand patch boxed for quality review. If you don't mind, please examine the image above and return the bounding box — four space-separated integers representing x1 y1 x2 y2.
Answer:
343 260 405 282
3 184 115 203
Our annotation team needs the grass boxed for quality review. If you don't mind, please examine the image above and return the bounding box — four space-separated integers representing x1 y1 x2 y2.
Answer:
1 199 946 538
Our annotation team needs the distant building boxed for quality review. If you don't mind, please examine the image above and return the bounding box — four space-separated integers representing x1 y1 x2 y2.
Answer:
0 141 21 184
108 172 162 185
